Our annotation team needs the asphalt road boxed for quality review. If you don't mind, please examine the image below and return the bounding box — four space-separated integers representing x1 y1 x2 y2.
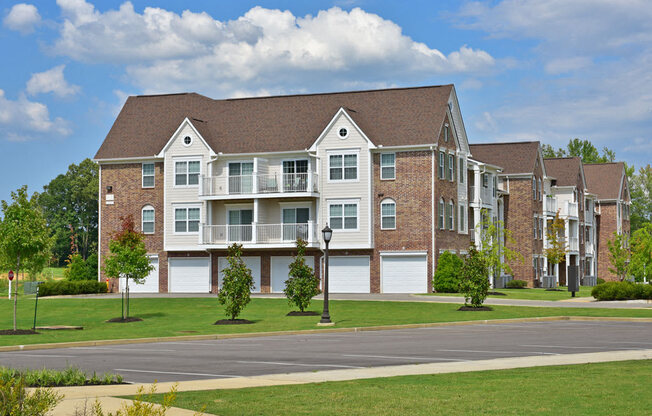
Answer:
2 320 651 383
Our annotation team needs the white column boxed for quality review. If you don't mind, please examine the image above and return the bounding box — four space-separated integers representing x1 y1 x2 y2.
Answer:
252 199 259 244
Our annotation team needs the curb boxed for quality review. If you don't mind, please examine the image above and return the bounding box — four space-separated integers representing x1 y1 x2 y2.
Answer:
2 316 652 353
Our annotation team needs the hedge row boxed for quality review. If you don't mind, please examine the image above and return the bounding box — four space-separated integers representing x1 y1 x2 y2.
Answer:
591 281 652 301
38 280 108 297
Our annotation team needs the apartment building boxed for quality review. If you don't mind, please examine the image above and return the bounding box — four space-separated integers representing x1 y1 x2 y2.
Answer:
95 85 472 294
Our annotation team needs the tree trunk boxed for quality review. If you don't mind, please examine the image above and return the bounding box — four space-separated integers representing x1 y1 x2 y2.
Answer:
13 253 20 331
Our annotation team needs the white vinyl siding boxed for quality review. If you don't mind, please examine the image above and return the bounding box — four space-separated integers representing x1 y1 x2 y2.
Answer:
142 163 155 188
142 206 155 234
380 199 396 230
380 153 395 180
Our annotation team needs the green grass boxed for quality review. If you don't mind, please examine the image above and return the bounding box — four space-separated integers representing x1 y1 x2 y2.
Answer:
0 297 650 347
139 360 652 415
427 286 594 301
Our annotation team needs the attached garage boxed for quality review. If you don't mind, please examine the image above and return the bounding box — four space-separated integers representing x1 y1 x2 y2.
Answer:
270 256 315 293
120 256 159 293
328 256 370 293
218 256 261 293
381 253 428 293
169 257 211 293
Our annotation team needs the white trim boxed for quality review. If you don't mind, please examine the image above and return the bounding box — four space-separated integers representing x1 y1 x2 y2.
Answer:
182 135 193 147
279 204 312 224
337 126 349 139
368 149 373 247
141 205 155 234
98 164 102 282
156 118 216 157
380 198 396 230
309 107 377 151
142 162 155 188
173 204 202 235
327 150 360 183
96 157 163 164
379 251 428 256
431 149 436 272
173 158 202 188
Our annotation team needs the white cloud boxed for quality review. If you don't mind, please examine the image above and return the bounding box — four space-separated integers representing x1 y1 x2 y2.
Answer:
26 65 80 97
0 89 71 141
51 1 495 96
3 3 41 34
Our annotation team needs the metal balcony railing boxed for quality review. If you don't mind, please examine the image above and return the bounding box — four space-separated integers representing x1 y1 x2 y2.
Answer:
201 222 318 245
469 185 493 203
200 172 319 197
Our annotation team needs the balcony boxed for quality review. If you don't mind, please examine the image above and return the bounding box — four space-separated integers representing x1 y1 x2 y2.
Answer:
545 197 557 216
569 236 579 251
585 241 594 254
200 222 319 246
200 173 319 199
560 202 578 218
469 185 493 204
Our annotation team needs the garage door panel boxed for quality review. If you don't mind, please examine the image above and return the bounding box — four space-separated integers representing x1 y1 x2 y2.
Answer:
169 257 210 293
218 256 261 293
120 257 159 293
329 256 370 293
271 256 315 293
382 255 427 293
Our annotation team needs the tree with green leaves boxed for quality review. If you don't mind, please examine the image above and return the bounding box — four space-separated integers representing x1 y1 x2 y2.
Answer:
0 186 53 331
459 245 490 308
284 239 320 313
477 209 523 285
433 251 463 293
544 212 567 281
542 139 615 164
103 215 153 320
630 224 652 283
218 243 255 320
607 232 630 281
628 164 652 233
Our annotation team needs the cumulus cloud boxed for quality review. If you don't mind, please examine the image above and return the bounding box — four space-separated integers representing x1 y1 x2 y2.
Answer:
0 89 71 141
3 3 41 34
50 1 495 96
26 65 80 97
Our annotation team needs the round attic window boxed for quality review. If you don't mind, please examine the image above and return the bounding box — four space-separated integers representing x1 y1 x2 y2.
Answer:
338 127 349 139
183 136 192 146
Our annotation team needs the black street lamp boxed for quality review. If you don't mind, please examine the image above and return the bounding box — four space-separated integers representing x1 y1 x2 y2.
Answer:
320 224 333 324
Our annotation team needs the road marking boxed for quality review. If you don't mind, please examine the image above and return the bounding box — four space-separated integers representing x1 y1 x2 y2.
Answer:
73 347 177 352
0 353 76 358
341 354 471 362
436 349 558 355
519 344 606 349
113 369 240 378
235 360 363 369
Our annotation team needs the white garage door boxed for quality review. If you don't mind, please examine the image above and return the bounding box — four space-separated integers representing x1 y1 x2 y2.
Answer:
271 256 315 293
120 257 159 293
381 255 428 293
218 256 261 293
169 257 210 293
329 256 370 293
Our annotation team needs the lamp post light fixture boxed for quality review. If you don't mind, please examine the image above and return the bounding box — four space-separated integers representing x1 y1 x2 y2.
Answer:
320 224 333 324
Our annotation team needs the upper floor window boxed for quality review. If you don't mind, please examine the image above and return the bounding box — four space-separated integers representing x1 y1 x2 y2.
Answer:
380 153 395 180
175 160 200 186
539 218 543 240
493 176 498 198
538 179 542 201
448 154 454 181
142 205 154 234
459 203 465 231
438 198 445 230
380 199 396 230
444 124 449 142
438 152 445 179
533 216 537 239
329 153 357 181
329 201 358 230
533 177 537 200
142 163 155 188
175 206 200 233
482 173 488 188
447 200 455 230
459 158 464 183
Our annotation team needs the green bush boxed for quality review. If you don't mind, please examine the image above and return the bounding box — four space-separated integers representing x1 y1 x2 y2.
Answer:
64 253 96 281
218 243 255 320
433 251 463 293
597 277 606 285
459 246 490 308
38 280 107 297
591 281 652 301
506 279 528 289
284 239 320 312
0 366 122 387
0 377 62 415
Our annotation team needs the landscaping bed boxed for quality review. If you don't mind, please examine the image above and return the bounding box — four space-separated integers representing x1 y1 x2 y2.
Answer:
0 366 124 387
428 286 594 301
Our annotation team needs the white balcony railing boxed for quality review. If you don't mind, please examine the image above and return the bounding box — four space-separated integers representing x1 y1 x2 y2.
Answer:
200 172 319 197
201 222 318 245
545 197 557 215
569 236 579 251
469 185 493 204
585 241 594 254
564 202 578 218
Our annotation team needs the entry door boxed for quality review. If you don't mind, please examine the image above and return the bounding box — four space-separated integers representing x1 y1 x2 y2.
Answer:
228 209 253 241
283 160 308 192
229 162 254 194
282 207 310 241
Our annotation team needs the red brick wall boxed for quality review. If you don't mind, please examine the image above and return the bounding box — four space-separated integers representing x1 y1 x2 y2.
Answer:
596 203 618 281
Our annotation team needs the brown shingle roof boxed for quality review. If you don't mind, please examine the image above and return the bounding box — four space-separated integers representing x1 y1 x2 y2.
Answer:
584 162 625 200
468 141 541 174
543 157 583 187
95 85 454 159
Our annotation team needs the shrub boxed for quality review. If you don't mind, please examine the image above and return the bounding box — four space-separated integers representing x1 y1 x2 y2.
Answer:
0 366 123 387
284 239 320 312
218 243 254 320
0 377 62 416
591 281 652 301
459 245 490 308
433 251 463 293
506 279 528 289
597 277 606 285
38 280 107 297
64 254 95 281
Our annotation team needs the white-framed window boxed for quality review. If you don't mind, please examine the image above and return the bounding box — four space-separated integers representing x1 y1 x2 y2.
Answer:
438 198 445 230
533 216 537 239
380 153 395 180
539 218 543 240
533 177 537 200
459 157 464 183
329 152 358 181
447 200 455 230
493 175 498 198
142 163 155 188
338 127 349 139
482 173 488 188
175 160 200 186
182 135 192 146
444 124 449 142
438 151 445 179
329 200 358 230
380 199 396 230
448 154 454 181
538 179 542 201
174 206 200 233
141 205 154 234
459 203 465 231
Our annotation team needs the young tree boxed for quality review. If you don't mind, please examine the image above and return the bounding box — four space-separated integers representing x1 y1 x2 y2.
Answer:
218 243 254 320
629 164 652 233
630 224 652 282
0 186 52 331
103 215 153 320
542 139 615 164
607 232 630 281
433 251 463 293
477 209 523 285
284 239 320 313
544 212 567 280
459 245 490 308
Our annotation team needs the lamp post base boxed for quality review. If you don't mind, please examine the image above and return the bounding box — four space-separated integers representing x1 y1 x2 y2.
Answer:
317 321 335 327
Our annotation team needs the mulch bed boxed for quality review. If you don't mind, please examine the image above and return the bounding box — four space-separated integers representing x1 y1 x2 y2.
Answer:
106 317 143 323
545 288 564 292
458 306 493 311
286 311 320 316
214 319 254 325
487 291 507 296
0 329 38 335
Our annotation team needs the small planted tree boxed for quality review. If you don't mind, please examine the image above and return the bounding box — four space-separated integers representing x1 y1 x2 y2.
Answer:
477 209 522 286
607 232 630 281
433 251 463 293
217 243 254 322
459 245 490 309
103 215 153 321
630 224 652 282
284 239 320 314
544 212 567 283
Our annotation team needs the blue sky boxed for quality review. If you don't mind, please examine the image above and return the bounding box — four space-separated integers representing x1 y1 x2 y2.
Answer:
1 0 651 202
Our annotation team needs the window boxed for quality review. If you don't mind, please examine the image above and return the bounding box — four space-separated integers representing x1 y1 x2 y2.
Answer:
182 136 192 146
533 217 537 239
229 162 254 193
482 173 488 188
533 177 537 200
380 199 396 230
282 160 308 191
142 163 155 188
329 153 357 181
447 200 455 230
282 207 310 240
380 153 395 180
459 157 464 183
493 175 498 198
175 160 200 186
438 152 445 179
539 218 543 240
438 198 445 229
338 127 348 138
175 206 200 233
448 154 454 181
142 206 154 234
459 203 465 231
444 124 449 142
538 179 542 201
229 209 253 241
329 202 358 230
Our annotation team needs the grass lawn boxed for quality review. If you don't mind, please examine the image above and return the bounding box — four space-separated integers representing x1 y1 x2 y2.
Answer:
140 360 652 415
0 297 650 347
427 286 594 301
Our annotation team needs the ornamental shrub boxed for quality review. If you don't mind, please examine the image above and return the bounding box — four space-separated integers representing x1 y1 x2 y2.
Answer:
591 281 652 301
0 377 62 416
64 253 95 281
597 277 606 285
218 243 254 320
433 251 463 293
38 280 107 296
506 279 528 289
459 245 490 308
284 239 320 312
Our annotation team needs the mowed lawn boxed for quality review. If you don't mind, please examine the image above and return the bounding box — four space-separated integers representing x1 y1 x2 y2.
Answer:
0 297 651 347
427 286 594 301
141 360 652 415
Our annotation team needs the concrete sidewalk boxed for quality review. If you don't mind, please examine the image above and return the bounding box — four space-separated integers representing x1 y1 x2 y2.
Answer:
49 348 652 415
